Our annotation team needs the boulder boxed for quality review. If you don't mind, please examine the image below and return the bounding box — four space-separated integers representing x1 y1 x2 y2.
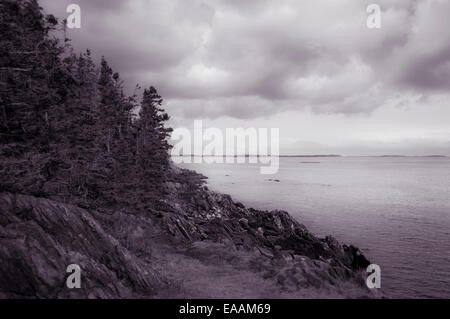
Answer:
0 192 162 298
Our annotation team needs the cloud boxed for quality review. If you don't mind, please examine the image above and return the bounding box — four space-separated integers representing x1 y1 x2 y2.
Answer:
39 0 450 120
391 0 450 91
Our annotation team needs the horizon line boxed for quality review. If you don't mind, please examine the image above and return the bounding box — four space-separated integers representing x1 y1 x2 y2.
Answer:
171 154 449 158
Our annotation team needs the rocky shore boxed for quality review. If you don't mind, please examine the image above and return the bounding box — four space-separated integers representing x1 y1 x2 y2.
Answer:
0 167 376 298
0 0 377 299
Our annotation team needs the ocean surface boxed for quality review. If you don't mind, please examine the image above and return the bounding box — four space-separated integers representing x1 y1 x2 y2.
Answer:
179 156 450 298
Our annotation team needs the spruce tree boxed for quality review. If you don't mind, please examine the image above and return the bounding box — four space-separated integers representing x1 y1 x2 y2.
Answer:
0 0 176 214
0 0 64 195
135 87 172 204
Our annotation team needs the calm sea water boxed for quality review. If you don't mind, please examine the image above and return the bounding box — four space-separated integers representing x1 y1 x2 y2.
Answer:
179 156 450 298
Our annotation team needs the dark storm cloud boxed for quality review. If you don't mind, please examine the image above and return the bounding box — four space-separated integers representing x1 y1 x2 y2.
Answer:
40 0 450 119
74 0 125 12
399 45 450 91
42 0 208 74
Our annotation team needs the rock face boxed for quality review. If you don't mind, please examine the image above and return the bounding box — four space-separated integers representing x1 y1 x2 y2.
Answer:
0 182 374 298
0 193 162 298
159 184 370 273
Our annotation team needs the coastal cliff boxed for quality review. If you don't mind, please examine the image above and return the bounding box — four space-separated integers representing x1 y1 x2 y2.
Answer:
0 0 375 299
0 167 374 298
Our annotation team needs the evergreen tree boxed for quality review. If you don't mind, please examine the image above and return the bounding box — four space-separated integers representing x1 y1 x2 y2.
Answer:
135 87 172 201
0 0 64 195
58 50 102 206
0 0 177 215
92 57 137 208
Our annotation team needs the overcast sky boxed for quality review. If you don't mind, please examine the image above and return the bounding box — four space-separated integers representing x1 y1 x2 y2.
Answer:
40 0 450 155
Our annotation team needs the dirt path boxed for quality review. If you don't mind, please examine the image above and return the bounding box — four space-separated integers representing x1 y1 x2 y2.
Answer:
151 241 353 299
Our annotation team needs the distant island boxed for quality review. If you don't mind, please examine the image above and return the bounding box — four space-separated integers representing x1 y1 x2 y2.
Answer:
172 154 449 158
376 155 448 158
280 155 342 158
172 154 342 158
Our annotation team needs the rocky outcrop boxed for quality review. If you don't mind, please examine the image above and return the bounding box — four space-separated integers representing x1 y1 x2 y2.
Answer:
0 192 162 298
160 183 370 273
0 179 374 298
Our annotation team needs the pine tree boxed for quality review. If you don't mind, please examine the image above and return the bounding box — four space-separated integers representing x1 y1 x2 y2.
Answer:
135 87 172 202
57 50 102 205
0 0 64 195
0 0 177 215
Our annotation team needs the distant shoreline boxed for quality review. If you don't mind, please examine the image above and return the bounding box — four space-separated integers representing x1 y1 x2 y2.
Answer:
171 154 448 158
375 155 448 158
171 155 342 158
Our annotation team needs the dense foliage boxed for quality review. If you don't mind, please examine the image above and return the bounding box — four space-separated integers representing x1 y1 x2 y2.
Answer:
0 0 174 212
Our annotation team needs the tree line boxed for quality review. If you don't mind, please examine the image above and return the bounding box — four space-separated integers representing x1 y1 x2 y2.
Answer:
0 0 176 212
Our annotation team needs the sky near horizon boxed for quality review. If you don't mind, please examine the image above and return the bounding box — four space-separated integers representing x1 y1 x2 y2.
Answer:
40 0 450 155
